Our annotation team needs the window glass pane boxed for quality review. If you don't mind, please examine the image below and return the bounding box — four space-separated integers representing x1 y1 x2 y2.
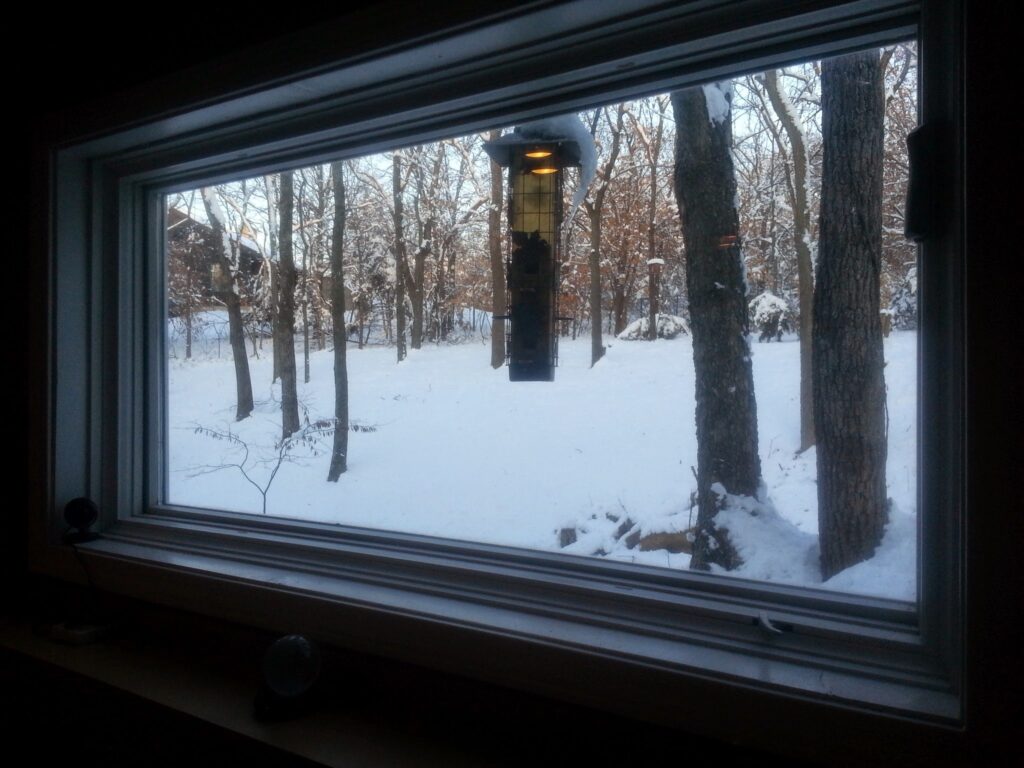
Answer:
163 44 918 600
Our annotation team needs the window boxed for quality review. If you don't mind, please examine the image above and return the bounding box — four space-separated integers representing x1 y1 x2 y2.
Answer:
36 0 966 752
162 47 920 601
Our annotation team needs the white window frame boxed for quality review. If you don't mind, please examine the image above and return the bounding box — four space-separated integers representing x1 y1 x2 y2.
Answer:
33 0 966 751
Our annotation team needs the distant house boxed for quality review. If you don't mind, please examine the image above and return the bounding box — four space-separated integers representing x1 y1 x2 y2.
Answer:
167 207 358 324
166 207 264 315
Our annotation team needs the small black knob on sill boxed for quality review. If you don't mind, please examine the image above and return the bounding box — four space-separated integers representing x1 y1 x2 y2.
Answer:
62 497 100 544
254 634 323 722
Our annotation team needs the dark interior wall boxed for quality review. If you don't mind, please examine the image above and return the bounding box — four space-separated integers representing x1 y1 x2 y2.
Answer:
12 1 454 595
9 3 1019 765
959 8 1018 767
0 648 325 767
11 5 328 600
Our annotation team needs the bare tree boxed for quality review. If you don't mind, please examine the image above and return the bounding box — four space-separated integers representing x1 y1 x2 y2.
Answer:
631 97 669 340
201 187 254 421
190 423 333 515
403 146 432 349
764 69 816 451
392 152 408 362
347 159 398 346
276 171 301 439
603 157 644 335
327 161 349 481
264 175 282 382
487 130 506 367
166 192 205 360
583 103 627 365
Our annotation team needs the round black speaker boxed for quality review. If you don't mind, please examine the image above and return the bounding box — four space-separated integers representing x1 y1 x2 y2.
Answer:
63 497 99 535
254 634 323 721
262 634 322 699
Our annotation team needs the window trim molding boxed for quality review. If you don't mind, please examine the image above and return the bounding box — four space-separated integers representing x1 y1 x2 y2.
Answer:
93 509 957 718
34 0 968 755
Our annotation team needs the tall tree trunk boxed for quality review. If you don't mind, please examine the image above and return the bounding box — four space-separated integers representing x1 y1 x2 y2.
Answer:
357 292 365 350
393 154 407 362
224 293 254 420
814 51 888 580
444 249 456 338
488 130 506 368
302 244 311 384
640 98 666 342
201 188 253 421
672 85 761 571
433 251 445 342
265 175 282 383
764 69 816 451
407 238 428 349
584 105 626 367
647 264 659 341
645 179 658 342
402 153 430 350
269 261 281 381
277 171 301 439
612 286 628 335
185 270 193 359
312 176 327 354
588 209 605 365
328 162 349 481
767 174 779 294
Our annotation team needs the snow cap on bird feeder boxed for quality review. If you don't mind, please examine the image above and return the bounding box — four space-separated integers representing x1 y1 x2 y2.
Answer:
483 119 588 382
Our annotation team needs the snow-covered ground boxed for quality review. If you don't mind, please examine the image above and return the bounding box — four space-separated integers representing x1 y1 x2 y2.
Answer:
167 326 917 601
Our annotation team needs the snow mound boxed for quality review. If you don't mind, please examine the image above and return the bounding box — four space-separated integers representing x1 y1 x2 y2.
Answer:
749 291 790 326
819 505 917 601
617 313 689 340
749 291 792 342
709 483 819 584
889 265 918 330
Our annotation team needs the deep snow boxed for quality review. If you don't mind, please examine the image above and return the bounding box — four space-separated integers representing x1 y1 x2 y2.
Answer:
167 326 917 601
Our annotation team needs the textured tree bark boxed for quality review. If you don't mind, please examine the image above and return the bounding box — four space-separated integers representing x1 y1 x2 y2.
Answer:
612 284 629 336
764 69 816 451
406 237 429 350
672 85 761 571
814 51 888 580
587 209 605 366
328 162 349 481
224 292 254 421
277 171 301 440
645 110 663 342
392 154 407 363
301 231 310 384
647 265 659 341
309 173 328 354
269 261 281 381
201 188 253 421
403 156 431 350
264 175 282 383
184 269 193 360
488 130 506 369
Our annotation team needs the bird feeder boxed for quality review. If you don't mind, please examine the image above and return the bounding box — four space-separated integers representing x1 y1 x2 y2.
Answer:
483 133 581 381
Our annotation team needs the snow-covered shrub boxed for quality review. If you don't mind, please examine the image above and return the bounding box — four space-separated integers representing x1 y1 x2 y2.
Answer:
889 265 917 330
617 313 689 340
748 291 791 342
